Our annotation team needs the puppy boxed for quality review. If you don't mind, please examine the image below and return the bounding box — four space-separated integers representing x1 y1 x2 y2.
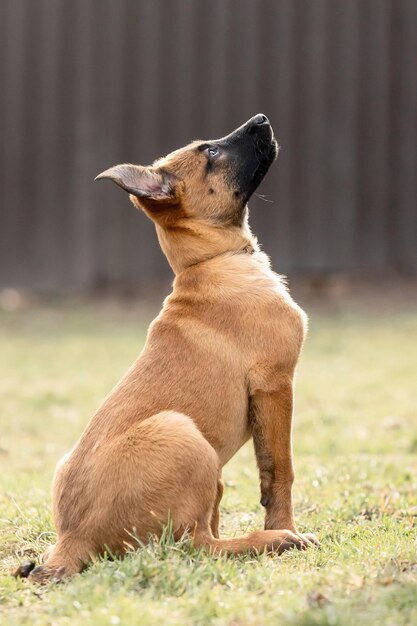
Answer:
16 114 317 582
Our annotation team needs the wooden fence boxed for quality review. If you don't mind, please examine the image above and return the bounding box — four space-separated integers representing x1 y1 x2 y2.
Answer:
0 0 416 292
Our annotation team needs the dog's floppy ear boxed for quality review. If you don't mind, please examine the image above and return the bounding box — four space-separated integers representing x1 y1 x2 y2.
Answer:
95 164 177 203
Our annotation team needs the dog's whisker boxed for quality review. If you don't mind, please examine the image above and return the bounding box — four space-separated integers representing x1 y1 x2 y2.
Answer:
255 193 274 203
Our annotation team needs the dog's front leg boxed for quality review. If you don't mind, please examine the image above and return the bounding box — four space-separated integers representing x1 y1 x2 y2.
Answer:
250 379 296 532
250 377 319 545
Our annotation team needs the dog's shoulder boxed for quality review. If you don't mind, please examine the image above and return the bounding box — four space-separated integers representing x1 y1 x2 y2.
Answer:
213 251 308 380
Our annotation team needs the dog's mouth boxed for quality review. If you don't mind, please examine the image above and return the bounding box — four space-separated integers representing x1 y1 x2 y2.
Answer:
251 136 278 185
222 114 278 203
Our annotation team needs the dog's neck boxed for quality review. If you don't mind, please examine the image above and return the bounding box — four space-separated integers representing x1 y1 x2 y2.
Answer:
155 219 258 275
185 243 256 270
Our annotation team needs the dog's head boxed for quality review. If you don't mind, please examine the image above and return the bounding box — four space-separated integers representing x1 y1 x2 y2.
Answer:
96 115 278 271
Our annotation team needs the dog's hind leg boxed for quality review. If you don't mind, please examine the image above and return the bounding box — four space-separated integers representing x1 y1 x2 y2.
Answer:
144 417 314 557
15 410 313 582
14 535 93 583
104 413 313 558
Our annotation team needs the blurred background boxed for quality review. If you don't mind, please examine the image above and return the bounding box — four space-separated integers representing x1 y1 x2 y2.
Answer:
0 0 416 296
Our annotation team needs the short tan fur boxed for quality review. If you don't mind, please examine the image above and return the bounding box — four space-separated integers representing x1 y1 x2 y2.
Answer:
15 114 317 583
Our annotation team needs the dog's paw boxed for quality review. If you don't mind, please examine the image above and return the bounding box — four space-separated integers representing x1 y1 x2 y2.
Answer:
300 532 320 547
264 523 320 549
13 561 36 578
277 530 320 553
271 529 312 553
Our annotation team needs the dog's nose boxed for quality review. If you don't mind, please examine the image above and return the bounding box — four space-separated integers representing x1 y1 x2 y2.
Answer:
252 114 269 126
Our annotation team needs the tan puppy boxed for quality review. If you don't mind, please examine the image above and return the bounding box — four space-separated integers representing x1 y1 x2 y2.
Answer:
16 114 317 582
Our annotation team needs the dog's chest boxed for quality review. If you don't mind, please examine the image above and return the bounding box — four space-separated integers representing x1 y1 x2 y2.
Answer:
227 265 307 356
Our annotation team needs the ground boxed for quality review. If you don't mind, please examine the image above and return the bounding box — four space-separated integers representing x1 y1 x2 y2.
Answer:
0 289 416 626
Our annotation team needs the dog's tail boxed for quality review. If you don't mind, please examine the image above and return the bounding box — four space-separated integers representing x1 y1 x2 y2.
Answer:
194 528 312 555
14 536 91 583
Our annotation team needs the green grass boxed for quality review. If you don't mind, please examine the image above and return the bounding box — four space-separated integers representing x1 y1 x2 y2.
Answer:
1 297 416 625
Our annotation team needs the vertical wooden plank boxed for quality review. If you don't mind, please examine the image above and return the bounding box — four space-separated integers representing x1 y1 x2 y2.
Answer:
156 0 184 152
35 0 67 290
118 0 169 292
68 0 100 290
206 0 232 135
221 0 262 127
121 0 162 163
234 0 262 118
356 0 391 271
41 0 79 289
251 0 297 273
323 0 360 271
93 0 130 289
187 0 209 135
389 0 417 271
185 0 233 139
291 0 327 272
20 1 49 287
1 0 32 287
173 0 200 140
0 0 11 284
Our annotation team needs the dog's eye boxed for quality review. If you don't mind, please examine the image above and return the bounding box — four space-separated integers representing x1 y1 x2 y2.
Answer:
207 146 219 158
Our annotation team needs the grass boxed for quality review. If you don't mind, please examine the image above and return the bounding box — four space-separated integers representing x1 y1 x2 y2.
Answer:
1 294 416 625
